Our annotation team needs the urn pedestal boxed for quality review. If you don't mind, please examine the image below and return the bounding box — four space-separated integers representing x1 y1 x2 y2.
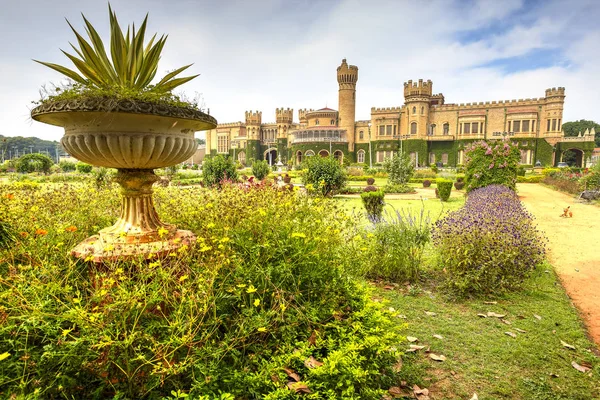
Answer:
31 98 217 262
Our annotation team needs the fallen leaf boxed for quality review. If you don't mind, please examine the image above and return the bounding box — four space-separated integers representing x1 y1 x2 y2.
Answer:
384 285 395 290
487 312 506 318
560 340 576 350
433 334 444 340
517 315 526 319
304 356 323 369
270 374 280 383
392 360 403 373
429 353 446 361
283 368 301 382
550 373 559 378
397 314 407 319
388 386 410 398
407 336 419 342
501 319 512 325
477 313 488 318
286 381 311 394
425 311 437 316
413 384 430 400
409 344 426 350
572 361 592 373
515 328 527 333
308 331 317 347
483 301 498 305
534 314 542 320
505 331 517 338
470 394 479 400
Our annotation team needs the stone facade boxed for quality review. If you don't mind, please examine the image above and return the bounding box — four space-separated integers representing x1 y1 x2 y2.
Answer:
206 59 594 167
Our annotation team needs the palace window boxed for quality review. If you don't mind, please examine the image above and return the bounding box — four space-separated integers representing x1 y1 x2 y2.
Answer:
379 125 385 135
471 122 479 134
547 119 551 131
217 135 229 153
421 106 424 115
330 119 335 125
429 152 435 164
522 120 530 132
359 130 364 140
411 122 417 135
430 124 436 135
443 123 449 135
513 121 521 133
441 153 448 164
412 106 416 114
463 123 470 134
520 149 531 164
357 149 365 163
305 150 315 157
376 151 394 163
237 151 246 165
386 125 392 135
552 119 557 131
315 119 320 125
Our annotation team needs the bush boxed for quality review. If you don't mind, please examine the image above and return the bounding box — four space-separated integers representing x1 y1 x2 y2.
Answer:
517 166 526 176
76 161 93 173
423 179 431 188
302 156 346 196
251 159 270 180
436 179 453 201
0 183 407 398
432 185 546 297
347 166 365 176
383 152 414 185
16 153 54 174
364 209 430 282
360 190 385 222
202 155 238 188
59 160 77 172
383 184 415 194
517 175 543 183
413 169 437 179
464 139 520 192
454 181 465 190
580 164 600 190
347 175 374 182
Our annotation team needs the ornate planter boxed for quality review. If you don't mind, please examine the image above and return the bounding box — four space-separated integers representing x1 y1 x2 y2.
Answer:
32 98 217 262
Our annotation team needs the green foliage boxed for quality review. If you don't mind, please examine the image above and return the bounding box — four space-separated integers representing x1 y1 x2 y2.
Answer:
75 161 93 173
59 160 77 172
202 155 238 188
517 175 543 183
413 169 437 179
302 156 347 196
464 140 520 192
251 159 270 181
562 119 600 147
383 152 414 185
0 183 406 398
360 190 385 222
15 153 53 174
92 167 113 189
436 179 453 201
383 184 415 194
580 165 600 190
363 208 430 282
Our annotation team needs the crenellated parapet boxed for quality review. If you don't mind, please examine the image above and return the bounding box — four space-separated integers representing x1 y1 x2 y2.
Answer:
404 79 433 98
432 97 547 111
245 110 262 125
371 106 402 113
276 107 294 124
216 121 244 128
337 58 358 90
545 87 566 98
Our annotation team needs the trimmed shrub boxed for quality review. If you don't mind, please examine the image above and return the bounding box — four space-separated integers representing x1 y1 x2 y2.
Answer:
347 175 374 182
422 179 431 188
364 209 430 282
251 159 270 181
454 181 465 190
16 154 53 174
517 166 526 176
414 169 437 179
366 177 375 185
464 139 520 192
302 156 346 196
75 161 93 173
383 152 414 185
360 190 385 222
202 155 238 188
517 175 543 183
59 160 77 172
436 179 453 201
383 184 415 194
432 185 546 297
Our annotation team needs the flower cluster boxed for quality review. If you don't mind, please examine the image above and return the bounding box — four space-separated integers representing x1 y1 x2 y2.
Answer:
464 139 520 192
432 185 546 296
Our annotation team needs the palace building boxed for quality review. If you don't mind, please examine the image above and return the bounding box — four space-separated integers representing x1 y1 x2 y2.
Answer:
206 59 595 168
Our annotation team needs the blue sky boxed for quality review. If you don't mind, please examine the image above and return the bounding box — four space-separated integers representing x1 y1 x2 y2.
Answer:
1 0 599 141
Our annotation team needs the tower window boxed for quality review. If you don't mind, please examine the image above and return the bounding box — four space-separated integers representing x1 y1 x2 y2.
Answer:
411 122 417 135
412 106 416 114
421 106 424 115
430 124 436 135
357 149 365 163
443 123 449 135
359 130 364 140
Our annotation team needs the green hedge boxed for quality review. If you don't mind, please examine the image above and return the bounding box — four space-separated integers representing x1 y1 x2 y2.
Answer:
517 176 543 183
437 179 453 201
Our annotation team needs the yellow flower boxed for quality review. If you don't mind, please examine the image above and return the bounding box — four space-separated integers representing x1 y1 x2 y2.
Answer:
257 327 267 333
104 244 114 252
236 283 247 288
253 299 260 307
280 303 287 312
61 328 72 337
220 237 230 243
199 245 212 252
291 232 306 239
179 275 188 283
73 298 80 304
0 352 10 361
206 223 215 229
158 227 169 237
246 285 257 294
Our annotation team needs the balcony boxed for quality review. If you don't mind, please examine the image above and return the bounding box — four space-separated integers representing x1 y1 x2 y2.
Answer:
291 129 348 144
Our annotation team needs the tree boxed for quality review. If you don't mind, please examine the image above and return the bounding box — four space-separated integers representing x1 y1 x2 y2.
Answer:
195 138 206 145
562 120 600 147
16 153 54 174
251 160 270 180
383 152 414 185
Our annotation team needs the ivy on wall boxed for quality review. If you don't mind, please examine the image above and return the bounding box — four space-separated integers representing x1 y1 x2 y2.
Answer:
290 143 350 164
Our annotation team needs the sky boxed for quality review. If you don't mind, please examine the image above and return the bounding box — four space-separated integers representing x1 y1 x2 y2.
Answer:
1 0 599 142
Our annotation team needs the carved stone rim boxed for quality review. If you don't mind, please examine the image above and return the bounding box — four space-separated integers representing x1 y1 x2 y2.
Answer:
31 96 217 126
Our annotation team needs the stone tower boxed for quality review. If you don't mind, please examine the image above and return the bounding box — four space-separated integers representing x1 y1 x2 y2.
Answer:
337 59 358 151
244 110 262 140
542 87 565 136
403 79 433 137
276 108 293 139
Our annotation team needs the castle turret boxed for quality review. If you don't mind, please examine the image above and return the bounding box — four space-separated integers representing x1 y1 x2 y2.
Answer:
245 110 262 140
542 87 565 136
403 79 433 137
337 59 358 151
276 107 293 139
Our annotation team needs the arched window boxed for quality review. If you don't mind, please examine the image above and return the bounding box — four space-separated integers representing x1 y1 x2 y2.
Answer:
359 130 364 140
430 124 436 135
411 122 417 135
443 123 449 135
305 150 315 157
330 119 335 125
315 119 320 126
296 150 303 164
412 106 416 114
237 151 246 166
357 149 365 163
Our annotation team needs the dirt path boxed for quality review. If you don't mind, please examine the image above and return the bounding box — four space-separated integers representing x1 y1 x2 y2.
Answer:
517 183 600 346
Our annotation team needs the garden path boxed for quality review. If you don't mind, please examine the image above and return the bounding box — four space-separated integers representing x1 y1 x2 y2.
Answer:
517 183 600 347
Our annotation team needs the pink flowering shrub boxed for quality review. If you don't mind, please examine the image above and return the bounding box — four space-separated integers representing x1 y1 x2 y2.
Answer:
464 139 520 192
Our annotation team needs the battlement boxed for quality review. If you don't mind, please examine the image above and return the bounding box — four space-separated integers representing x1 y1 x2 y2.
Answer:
337 58 358 87
404 79 433 98
431 93 445 105
276 107 294 124
298 108 314 121
432 97 547 111
371 107 402 113
245 110 262 125
545 87 566 98
216 122 244 128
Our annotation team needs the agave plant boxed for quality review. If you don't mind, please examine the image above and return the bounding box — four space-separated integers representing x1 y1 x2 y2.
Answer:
34 5 197 93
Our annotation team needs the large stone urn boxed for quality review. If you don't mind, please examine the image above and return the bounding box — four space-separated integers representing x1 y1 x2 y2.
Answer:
31 98 217 262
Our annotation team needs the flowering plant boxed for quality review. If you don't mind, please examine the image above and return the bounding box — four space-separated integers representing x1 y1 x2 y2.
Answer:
464 139 520 192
